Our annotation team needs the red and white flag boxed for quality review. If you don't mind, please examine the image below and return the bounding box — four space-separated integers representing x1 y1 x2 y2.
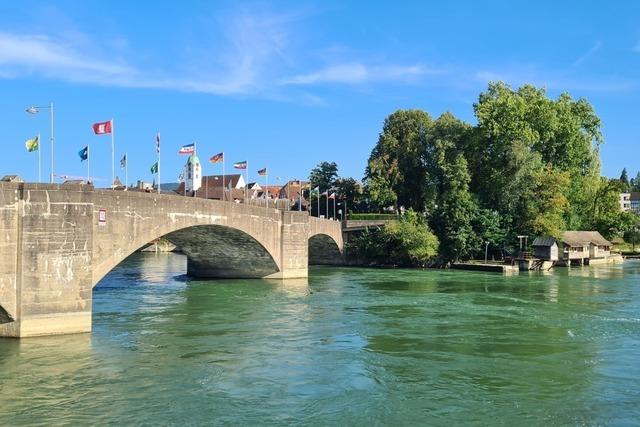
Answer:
328 193 336 200
156 133 161 153
92 120 112 135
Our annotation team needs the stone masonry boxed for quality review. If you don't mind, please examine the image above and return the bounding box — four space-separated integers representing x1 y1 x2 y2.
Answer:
0 182 343 338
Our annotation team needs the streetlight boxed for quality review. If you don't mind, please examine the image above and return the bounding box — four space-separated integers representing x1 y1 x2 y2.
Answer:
26 103 55 183
485 241 490 264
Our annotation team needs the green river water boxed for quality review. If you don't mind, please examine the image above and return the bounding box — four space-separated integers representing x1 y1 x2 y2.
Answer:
1 253 639 426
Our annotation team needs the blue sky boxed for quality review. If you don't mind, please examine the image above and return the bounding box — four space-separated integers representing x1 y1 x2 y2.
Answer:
1 1 639 186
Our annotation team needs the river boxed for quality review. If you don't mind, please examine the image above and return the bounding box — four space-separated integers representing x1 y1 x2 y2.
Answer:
1 253 639 425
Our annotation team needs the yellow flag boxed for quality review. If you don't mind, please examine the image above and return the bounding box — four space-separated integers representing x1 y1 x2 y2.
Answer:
25 136 39 152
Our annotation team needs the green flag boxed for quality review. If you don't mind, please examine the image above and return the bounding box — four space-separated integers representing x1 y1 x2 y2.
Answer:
25 135 39 152
150 162 158 174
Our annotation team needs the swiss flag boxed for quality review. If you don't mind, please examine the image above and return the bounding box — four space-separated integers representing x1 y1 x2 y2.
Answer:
92 120 112 135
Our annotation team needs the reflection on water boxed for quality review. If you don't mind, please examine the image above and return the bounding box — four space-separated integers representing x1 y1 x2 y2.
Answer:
1 254 639 425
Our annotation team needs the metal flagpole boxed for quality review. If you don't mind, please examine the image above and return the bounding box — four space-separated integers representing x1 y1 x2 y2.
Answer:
265 171 269 208
325 193 328 219
49 103 55 183
317 188 320 218
193 142 197 198
333 196 336 219
157 132 161 194
37 133 41 182
111 118 115 189
87 145 90 184
125 152 128 189
299 181 302 212
245 161 249 204
222 154 226 201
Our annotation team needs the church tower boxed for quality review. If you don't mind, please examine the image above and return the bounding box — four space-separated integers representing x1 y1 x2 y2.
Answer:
185 154 202 193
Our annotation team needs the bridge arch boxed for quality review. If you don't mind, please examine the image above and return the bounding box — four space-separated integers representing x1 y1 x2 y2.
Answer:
91 191 285 287
307 217 344 266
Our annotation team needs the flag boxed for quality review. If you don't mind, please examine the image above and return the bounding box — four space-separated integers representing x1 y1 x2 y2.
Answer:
25 135 39 152
233 161 247 169
321 190 328 196
150 162 158 174
257 167 267 176
328 193 336 200
92 120 112 135
156 133 160 154
209 152 224 163
312 186 319 194
78 146 88 162
178 143 195 155
120 154 127 168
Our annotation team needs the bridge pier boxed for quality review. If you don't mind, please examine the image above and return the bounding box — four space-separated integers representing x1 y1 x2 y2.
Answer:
0 183 343 337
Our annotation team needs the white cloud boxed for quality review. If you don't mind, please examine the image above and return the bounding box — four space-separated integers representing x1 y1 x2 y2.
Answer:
280 63 434 85
0 32 134 83
572 41 602 67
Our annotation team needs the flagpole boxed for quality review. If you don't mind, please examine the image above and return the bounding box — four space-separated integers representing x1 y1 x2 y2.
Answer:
37 133 41 182
87 145 90 185
193 142 197 198
326 193 328 219
50 102 55 183
111 118 115 189
125 152 128 189
222 153 226 202
333 196 336 220
266 171 269 208
157 133 161 194
318 188 320 218
245 160 249 204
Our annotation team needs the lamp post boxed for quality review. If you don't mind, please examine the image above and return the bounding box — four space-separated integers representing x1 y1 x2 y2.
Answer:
26 103 55 183
485 241 490 264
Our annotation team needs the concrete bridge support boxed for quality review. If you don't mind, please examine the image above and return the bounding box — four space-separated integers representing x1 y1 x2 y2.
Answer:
0 183 343 337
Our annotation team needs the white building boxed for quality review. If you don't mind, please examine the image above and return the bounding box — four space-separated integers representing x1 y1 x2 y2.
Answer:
185 155 202 192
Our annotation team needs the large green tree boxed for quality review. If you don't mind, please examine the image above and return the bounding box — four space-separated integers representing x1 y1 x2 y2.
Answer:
364 109 432 211
309 161 338 191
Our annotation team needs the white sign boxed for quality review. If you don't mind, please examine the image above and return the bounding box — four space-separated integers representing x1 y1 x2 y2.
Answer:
98 209 107 226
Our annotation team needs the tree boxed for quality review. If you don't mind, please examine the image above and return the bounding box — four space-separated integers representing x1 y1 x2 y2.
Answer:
470 82 603 236
588 178 636 240
631 171 640 192
347 210 439 266
623 226 640 252
472 208 507 256
333 177 361 212
620 168 630 189
364 109 432 211
430 154 477 262
309 161 338 191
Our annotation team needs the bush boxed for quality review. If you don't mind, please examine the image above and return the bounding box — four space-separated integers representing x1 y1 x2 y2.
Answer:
348 213 398 221
347 210 438 266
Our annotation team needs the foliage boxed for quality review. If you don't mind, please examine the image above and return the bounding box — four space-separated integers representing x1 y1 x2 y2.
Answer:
359 81 628 264
348 213 397 220
347 210 438 266
620 168 630 191
631 171 640 192
309 161 338 191
364 110 432 211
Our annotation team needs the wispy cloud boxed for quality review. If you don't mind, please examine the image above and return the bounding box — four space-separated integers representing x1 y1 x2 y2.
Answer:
572 41 602 67
0 32 134 83
279 63 435 86
0 7 300 96
474 65 636 94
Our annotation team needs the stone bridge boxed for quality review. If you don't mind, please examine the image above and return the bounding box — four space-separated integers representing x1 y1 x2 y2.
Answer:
0 182 343 337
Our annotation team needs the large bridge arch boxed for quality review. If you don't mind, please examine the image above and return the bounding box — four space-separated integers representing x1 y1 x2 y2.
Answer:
91 190 285 286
